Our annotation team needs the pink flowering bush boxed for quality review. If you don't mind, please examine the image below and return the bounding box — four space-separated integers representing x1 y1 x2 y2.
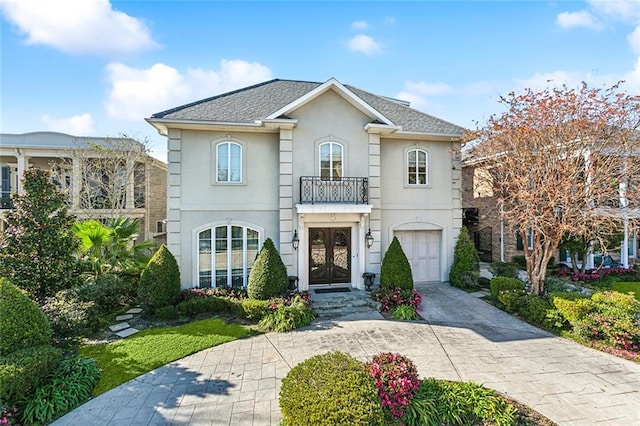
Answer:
371 287 422 313
367 352 420 420
0 406 17 425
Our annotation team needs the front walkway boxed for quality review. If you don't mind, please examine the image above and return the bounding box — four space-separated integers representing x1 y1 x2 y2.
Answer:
54 282 640 425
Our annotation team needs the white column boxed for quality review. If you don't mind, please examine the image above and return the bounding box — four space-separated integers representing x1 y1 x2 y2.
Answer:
16 150 28 194
71 157 81 210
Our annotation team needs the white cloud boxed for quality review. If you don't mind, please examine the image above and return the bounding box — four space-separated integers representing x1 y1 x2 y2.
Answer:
351 20 368 30
347 34 382 55
395 79 497 113
556 11 601 29
42 113 96 134
588 0 640 22
0 0 159 55
628 25 640 53
105 59 273 121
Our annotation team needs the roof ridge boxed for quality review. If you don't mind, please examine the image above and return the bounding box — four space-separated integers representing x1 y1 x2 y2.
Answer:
150 78 281 118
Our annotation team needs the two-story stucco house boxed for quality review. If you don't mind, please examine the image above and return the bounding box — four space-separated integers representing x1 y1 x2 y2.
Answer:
147 78 465 290
0 132 167 243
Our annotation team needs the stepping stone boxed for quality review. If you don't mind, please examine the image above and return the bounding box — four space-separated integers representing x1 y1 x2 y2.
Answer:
116 314 134 321
109 322 130 332
115 327 139 338
126 308 143 314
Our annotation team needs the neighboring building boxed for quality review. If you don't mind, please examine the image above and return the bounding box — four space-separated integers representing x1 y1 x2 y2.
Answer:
0 132 167 242
461 152 639 266
146 78 465 289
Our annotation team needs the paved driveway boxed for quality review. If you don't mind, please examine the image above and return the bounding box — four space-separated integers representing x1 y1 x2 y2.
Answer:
54 282 640 425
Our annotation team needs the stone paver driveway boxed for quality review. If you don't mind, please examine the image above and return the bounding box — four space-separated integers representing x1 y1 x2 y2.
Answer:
54 282 640 425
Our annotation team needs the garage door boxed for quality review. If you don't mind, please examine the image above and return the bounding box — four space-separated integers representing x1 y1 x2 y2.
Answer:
394 230 440 282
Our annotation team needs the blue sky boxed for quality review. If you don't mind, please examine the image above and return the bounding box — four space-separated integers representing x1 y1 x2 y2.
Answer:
2 0 640 161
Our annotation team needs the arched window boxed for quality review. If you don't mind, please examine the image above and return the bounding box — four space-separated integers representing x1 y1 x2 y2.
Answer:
407 149 428 185
216 141 242 183
198 225 260 288
319 142 343 180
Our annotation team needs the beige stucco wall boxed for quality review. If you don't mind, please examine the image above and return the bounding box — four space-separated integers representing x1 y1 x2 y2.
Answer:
167 88 461 287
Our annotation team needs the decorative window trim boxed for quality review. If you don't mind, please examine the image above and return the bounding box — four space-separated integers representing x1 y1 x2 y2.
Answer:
404 146 431 188
193 220 264 289
211 136 246 185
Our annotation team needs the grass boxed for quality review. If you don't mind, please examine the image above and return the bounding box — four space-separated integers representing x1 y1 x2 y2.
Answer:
612 282 640 300
80 318 254 396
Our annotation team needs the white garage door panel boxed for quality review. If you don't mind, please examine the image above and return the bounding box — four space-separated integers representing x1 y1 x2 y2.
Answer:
395 230 441 282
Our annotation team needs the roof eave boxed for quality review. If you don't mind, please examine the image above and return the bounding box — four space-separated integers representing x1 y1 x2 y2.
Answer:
266 78 395 126
146 118 274 135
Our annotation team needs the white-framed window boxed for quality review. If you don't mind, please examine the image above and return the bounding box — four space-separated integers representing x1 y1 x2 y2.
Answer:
216 141 242 183
407 149 428 185
526 228 534 250
197 224 260 288
319 142 343 180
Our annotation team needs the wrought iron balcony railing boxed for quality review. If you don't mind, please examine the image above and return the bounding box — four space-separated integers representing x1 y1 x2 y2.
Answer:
300 176 369 204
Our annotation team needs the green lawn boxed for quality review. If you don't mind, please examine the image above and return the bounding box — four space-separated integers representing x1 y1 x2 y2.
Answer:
80 318 254 395
612 282 640 300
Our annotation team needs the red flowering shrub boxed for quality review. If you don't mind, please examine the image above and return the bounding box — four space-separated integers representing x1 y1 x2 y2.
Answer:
371 287 422 313
367 352 420 419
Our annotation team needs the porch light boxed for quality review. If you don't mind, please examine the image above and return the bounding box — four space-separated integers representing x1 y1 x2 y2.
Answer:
292 230 300 250
365 228 374 249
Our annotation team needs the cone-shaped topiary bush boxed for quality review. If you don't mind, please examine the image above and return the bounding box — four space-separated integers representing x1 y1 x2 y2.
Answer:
449 226 480 289
0 278 52 355
380 236 413 290
247 238 288 300
137 244 181 311
279 351 385 426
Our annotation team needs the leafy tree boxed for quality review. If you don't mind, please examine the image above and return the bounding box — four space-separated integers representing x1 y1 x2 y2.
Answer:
73 217 154 279
137 244 181 311
248 238 288 300
449 227 480 289
0 169 80 303
380 236 413 290
466 82 640 295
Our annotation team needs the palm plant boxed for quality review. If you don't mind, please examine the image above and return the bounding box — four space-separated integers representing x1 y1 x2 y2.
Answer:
73 217 155 279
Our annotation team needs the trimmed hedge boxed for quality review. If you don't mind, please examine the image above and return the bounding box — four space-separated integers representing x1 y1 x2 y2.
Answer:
279 352 385 426
248 238 288 300
0 345 62 403
489 277 524 299
449 227 480 289
0 278 52 355
138 245 181 311
380 236 413 290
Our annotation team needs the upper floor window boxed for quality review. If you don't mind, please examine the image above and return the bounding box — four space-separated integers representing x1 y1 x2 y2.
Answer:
319 142 343 180
216 142 242 183
407 149 428 185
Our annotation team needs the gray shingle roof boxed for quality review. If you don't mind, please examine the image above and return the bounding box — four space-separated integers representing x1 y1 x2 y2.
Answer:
151 79 465 136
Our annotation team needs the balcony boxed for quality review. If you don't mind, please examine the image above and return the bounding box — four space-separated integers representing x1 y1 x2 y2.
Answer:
300 176 368 204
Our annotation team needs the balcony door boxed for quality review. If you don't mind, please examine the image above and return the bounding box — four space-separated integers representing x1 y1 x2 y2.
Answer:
309 227 351 285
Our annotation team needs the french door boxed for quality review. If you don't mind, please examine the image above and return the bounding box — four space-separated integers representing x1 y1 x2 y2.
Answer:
309 227 351 285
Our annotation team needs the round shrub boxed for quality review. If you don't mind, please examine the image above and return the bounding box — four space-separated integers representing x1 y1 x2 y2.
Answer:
489 276 524 299
488 262 519 279
449 227 480 289
380 236 413 290
0 278 52 355
0 345 62 403
279 352 384 426
138 245 181 312
41 291 94 342
247 238 288 300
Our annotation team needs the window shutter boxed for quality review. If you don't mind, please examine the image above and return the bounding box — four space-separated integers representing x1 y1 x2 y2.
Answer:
516 232 523 251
